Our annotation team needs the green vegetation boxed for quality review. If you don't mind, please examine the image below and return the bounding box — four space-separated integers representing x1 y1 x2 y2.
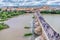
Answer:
24 33 32 37
0 9 1 11
0 10 26 21
40 10 60 14
24 26 32 37
0 23 9 30
24 26 30 29
0 10 27 30
32 16 35 18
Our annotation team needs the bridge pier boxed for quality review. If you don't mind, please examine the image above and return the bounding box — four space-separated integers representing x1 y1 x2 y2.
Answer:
32 13 48 40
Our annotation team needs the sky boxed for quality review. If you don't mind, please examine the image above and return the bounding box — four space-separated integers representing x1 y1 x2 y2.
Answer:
0 0 60 7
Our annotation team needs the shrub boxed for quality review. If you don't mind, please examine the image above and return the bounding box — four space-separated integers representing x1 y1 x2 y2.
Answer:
0 23 9 30
24 26 30 29
24 33 32 37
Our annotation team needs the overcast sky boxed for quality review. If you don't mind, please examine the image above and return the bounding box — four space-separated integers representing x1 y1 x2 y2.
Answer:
0 0 60 6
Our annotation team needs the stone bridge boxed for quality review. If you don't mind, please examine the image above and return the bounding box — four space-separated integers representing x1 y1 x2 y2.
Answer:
33 10 60 40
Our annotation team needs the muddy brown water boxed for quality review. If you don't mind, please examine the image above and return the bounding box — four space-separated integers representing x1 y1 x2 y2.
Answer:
42 14 60 34
0 14 33 40
0 14 60 40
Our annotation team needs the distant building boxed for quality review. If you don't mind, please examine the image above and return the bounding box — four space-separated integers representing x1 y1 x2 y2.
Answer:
1 6 60 12
39 6 56 11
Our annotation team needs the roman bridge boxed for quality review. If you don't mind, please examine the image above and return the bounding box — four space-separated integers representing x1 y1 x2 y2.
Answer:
32 10 60 40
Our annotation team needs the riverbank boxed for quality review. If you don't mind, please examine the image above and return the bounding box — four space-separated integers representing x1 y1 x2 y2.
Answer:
40 10 60 14
0 10 26 21
0 10 28 30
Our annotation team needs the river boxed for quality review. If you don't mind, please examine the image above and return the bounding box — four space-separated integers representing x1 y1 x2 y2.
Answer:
0 14 33 40
0 14 60 40
42 14 60 34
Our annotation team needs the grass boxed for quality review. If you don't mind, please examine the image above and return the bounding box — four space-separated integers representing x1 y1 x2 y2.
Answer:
0 23 9 30
24 33 32 37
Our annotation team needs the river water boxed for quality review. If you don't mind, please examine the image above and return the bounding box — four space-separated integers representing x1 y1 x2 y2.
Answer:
0 14 33 40
42 14 60 34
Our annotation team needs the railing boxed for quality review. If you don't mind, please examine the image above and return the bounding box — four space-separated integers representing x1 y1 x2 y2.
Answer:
33 10 60 40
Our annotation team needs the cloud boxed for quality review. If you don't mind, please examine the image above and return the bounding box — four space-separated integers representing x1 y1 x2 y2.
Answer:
46 0 60 5
0 0 60 6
